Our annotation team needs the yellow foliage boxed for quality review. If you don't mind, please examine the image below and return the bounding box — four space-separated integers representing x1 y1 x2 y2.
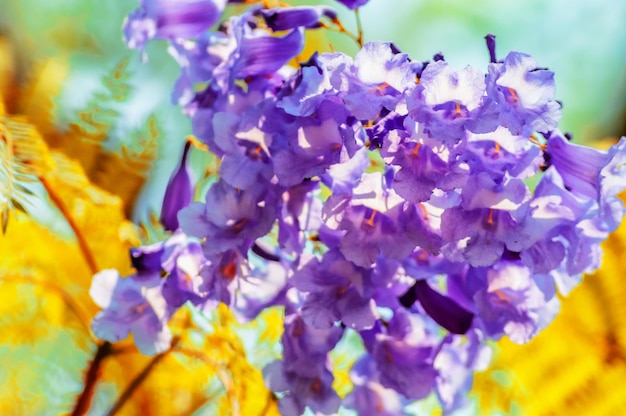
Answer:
0 28 283 415
0 110 279 415
473 218 626 415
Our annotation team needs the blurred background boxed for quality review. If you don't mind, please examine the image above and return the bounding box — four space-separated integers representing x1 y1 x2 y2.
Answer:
0 0 625 414
2 0 624 219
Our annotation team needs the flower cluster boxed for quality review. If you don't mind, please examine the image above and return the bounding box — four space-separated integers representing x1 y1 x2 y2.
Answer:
90 0 626 414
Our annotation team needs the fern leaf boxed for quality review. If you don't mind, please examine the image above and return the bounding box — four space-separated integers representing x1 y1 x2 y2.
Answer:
120 114 160 173
0 113 54 233
16 57 69 141
58 57 158 213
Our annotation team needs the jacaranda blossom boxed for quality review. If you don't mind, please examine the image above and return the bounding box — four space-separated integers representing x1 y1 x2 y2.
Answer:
88 3 626 414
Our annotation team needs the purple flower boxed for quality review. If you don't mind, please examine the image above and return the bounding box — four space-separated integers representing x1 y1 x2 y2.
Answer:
467 260 560 343
130 241 165 273
231 258 289 321
335 0 370 9
161 232 208 308
178 179 277 255
258 6 337 31
292 250 377 330
90 269 171 355
273 111 346 187
386 138 453 204
546 132 626 231
464 126 543 180
441 206 528 267
124 0 227 50
483 51 561 135
119 4 626 411
545 131 611 200
277 181 325 255
277 52 350 117
321 146 370 196
264 360 341 416
434 331 492 413
264 314 343 416
219 136 274 190
323 172 438 267
599 137 626 230
232 28 304 79
344 356 410 416
340 42 419 120
197 249 242 309
400 279 474 335
160 139 194 231
168 31 232 104
367 311 438 400
441 173 531 266
408 60 485 145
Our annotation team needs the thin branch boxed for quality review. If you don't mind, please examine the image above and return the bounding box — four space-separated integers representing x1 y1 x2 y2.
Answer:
354 8 364 47
0 274 96 341
259 391 277 416
105 337 180 416
71 341 113 416
40 176 99 274
323 17 363 48
174 346 241 416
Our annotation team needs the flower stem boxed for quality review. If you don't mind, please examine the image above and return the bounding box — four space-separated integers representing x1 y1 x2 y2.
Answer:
71 341 113 416
354 8 364 47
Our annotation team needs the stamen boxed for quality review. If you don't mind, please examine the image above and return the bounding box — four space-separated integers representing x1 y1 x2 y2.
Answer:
292 317 304 337
330 142 342 151
418 203 429 219
383 344 393 363
233 218 249 232
366 209 377 227
412 143 422 157
133 303 149 314
310 377 322 393
494 289 508 301
250 144 263 159
455 102 462 117
220 260 237 280
486 209 494 226
507 87 519 103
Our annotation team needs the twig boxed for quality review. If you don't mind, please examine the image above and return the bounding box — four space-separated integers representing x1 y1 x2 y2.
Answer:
40 176 99 274
259 391 277 416
354 8 364 47
71 341 113 416
174 347 240 416
105 337 181 416
0 274 96 341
